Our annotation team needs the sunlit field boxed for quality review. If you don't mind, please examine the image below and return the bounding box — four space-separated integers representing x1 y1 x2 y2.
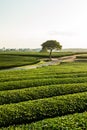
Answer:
0 51 85 70
0 52 87 129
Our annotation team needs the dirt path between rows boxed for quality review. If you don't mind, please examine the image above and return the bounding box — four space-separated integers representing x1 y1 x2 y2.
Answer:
7 55 77 70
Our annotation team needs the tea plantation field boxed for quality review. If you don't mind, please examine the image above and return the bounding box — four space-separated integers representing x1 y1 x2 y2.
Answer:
0 54 40 70
75 54 87 62
0 51 82 69
0 61 87 129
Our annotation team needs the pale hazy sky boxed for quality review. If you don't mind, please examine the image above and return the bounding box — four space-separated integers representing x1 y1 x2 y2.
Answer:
0 0 87 49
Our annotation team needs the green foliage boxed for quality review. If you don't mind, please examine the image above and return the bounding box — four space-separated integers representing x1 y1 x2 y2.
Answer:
0 54 39 69
1 82 87 105
1 71 87 82
41 40 62 51
41 40 62 60
1 60 87 128
40 46 48 53
76 55 87 59
1 76 87 91
0 51 80 69
75 55 87 62
6 111 87 130
0 92 87 127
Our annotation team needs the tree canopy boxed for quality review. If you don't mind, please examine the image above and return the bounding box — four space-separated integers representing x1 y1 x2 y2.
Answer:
41 40 62 60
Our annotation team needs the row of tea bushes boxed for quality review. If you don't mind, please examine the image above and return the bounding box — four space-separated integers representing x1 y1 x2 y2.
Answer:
0 51 77 58
0 91 87 127
0 51 80 70
4 111 87 130
1 72 87 82
1 82 87 105
75 55 87 62
76 55 87 58
1 60 87 129
1 76 87 91
0 54 40 70
1 61 87 80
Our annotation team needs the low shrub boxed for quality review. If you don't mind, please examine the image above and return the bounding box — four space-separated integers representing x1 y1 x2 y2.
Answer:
1 82 87 105
0 92 87 127
1 72 87 82
1 76 87 91
5 111 87 130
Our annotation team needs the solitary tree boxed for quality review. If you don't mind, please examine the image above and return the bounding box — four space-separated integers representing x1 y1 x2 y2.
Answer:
41 40 62 60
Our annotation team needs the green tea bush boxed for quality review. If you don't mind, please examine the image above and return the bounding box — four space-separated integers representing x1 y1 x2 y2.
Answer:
0 54 39 69
1 72 87 82
5 111 87 130
13 112 87 130
0 92 87 127
1 76 87 91
76 55 87 59
1 82 87 105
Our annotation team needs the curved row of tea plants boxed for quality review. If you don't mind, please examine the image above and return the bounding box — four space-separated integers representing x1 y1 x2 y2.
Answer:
76 55 87 58
75 55 87 62
1 61 87 129
1 82 87 105
0 91 87 127
0 54 40 69
0 51 78 58
1 76 87 91
0 51 80 70
4 111 87 130
1 71 87 82
1 62 87 79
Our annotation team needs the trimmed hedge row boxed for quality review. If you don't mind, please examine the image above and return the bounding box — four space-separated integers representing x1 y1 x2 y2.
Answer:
5 111 87 130
1 82 87 105
0 51 77 58
1 76 87 91
1 62 87 82
75 59 87 62
1 72 87 82
0 92 87 127
76 55 87 58
0 54 40 70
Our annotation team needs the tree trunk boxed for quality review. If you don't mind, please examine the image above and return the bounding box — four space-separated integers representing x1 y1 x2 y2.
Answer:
49 49 52 61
